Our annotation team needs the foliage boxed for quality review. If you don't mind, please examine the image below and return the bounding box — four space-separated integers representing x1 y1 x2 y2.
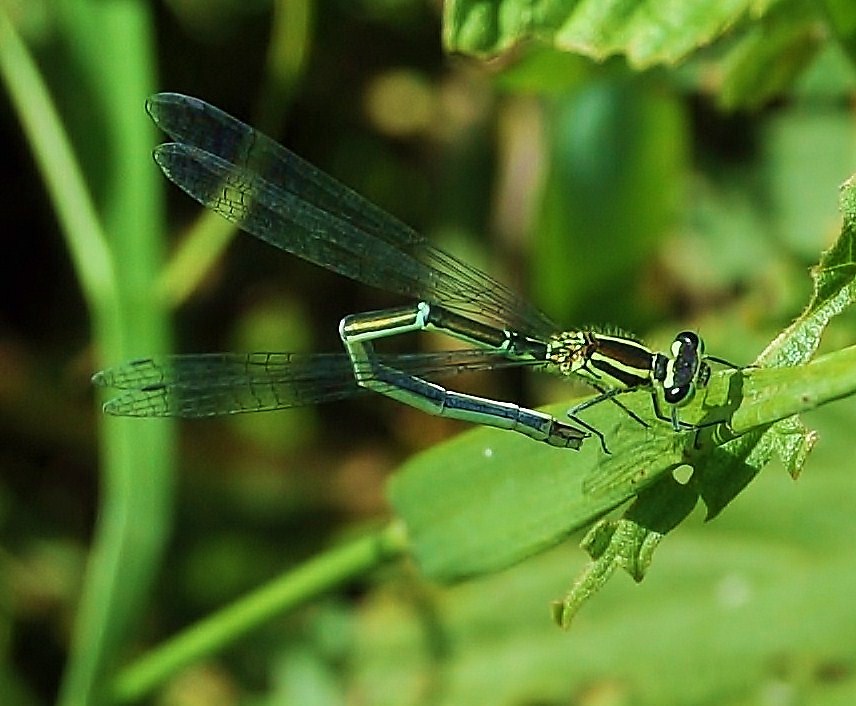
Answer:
4 0 856 705
390 187 856 626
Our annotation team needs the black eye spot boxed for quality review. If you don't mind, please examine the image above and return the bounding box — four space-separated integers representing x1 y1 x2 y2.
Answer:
665 384 692 405
676 331 700 350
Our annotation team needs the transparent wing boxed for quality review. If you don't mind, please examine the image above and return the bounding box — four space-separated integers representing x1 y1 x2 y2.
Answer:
93 349 542 418
146 92 558 338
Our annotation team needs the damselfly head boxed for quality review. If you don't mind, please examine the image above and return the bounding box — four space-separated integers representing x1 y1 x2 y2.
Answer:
659 331 708 407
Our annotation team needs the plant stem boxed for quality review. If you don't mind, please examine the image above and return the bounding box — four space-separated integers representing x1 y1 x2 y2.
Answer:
0 6 114 312
110 521 410 703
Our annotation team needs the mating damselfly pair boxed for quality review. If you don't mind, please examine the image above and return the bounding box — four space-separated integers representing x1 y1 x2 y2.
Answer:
93 93 736 453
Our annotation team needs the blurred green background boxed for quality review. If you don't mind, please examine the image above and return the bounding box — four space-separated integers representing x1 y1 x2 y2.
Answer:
4 0 856 704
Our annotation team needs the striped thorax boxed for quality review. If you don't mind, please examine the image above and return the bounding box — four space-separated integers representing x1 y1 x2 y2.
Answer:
547 329 713 431
547 331 655 389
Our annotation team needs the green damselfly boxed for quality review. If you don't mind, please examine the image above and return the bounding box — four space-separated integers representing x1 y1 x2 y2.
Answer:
93 93 735 453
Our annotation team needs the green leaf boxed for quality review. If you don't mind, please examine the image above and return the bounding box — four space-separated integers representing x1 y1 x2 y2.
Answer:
533 81 687 323
758 174 856 370
357 456 856 705
823 0 856 61
389 412 613 582
763 109 856 259
444 0 769 67
388 339 856 580
389 175 856 625
718 1 822 109
554 175 856 625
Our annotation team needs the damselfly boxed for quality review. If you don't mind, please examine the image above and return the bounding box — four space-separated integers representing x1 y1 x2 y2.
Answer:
93 93 735 453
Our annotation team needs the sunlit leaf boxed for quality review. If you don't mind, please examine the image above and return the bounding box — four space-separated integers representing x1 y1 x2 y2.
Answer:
445 0 777 67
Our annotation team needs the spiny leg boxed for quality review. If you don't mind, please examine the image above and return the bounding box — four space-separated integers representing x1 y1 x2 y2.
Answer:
565 412 611 455
566 386 655 455
567 384 651 431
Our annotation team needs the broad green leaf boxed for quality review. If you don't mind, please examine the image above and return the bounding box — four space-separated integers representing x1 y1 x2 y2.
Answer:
533 81 687 324
823 0 856 61
718 1 822 109
388 387 688 581
763 109 856 259
388 340 856 582
444 0 774 67
389 175 856 623
358 433 856 706
554 175 856 624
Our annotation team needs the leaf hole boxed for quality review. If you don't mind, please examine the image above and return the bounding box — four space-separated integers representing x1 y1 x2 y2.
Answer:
672 464 693 485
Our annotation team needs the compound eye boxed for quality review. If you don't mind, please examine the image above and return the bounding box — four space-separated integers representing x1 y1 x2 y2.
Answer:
675 331 700 350
664 383 694 407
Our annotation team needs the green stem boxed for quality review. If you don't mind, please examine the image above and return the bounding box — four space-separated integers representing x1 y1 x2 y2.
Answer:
155 0 314 308
0 7 115 313
2 5 176 706
110 521 409 703
730 343 856 433
154 211 236 307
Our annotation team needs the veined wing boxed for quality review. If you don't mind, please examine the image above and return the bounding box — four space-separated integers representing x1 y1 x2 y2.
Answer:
93 349 543 418
146 93 558 338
